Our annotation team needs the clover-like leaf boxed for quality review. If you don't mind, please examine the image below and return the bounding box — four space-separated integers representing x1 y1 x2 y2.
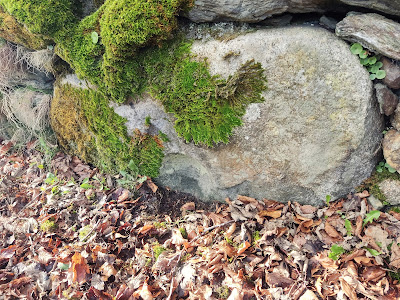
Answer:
375 61 383 68
368 56 377 65
360 58 369 65
376 70 386 79
359 51 368 59
369 74 376 80
350 43 363 55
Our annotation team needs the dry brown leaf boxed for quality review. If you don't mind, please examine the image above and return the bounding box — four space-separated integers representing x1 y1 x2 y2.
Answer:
237 241 251 255
389 242 400 268
298 219 314 233
225 222 236 239
315 252 339 269
324 221 341 238
266 272 294 288
355 190 369 198
355 215 363 237
117 189 130 202
146 178 158 193
258 210 282 219
362 266 386 282
70 252 89 284
138 224 155 235
180 202 195 211
99 262 117 280
340 278 358 300
299 289 319 300
354 256 377 267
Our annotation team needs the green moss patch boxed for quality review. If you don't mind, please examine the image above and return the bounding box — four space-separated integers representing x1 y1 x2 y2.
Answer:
50 83 164 178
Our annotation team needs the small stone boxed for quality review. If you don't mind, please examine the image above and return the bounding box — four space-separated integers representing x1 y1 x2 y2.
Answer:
383 129 400 172
382 57 400 90
391 103 400 130
319 15 338 30
367 195 384 210
336 13 400 60
378 179 400 205
339 0 400 17
375 83 399 116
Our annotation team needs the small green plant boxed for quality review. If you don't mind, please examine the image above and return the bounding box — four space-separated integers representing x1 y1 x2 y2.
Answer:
153 245 167 260
80 178 95 189
153 222 167 229
252 231 261 245
350 43 386 80
158 131 170 142
179 227 188 239
344 219 352 236
365 247 381 256
363 210 381 226
215 286 230 299
328 244 345 260
44 172 59 185
376 161 397 174
325 195 331 206
145 116 151 127
79 225 93 242
40 219 57 232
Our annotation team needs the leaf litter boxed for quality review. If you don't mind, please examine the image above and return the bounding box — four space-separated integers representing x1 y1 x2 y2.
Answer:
0 140 399 299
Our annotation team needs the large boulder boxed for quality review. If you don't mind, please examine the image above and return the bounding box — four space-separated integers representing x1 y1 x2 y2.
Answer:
336 14 400 61
339 0 400 17
186 0 335 23
114 26 383 205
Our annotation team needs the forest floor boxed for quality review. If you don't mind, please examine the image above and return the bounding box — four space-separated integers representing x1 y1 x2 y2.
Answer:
0 140 399 300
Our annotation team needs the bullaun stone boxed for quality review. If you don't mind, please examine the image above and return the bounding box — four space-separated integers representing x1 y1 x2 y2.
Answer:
115 26 383 205
336 13 400 61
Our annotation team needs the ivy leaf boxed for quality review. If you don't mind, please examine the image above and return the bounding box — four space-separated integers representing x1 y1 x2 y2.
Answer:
328 244 345 260
363 210 381 226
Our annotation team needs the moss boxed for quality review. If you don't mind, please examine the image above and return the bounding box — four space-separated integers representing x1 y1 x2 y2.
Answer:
153 245 167 260
0 0 77 37
40 219 57 232
50 83 164 178
357 167 400 202
0 6 51 49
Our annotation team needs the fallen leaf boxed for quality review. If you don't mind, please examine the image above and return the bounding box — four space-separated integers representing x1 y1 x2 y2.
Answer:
389 242 400 268
70 252 89 284
180 202 195 211
340 278 357 300
324 221 341 238
237 241 251 255
146 179 158 193
138 224 155 235
258 210 282 219
362 266 386 282
299 289 319 300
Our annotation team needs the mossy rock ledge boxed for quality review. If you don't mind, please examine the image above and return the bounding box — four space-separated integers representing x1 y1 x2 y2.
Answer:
51 26 384 205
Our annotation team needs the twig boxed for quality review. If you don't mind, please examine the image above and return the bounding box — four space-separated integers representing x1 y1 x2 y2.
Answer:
189 220 235 245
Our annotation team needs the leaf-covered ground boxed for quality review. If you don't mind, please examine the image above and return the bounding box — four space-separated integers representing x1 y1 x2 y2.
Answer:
0 141 399 299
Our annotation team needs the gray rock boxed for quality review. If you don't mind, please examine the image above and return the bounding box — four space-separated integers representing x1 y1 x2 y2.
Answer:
375 83 399 116
378 179 400 205
367 195 384 210
319 15 338 30
383 129 400 172
339 0 400 17
187 0 334 23
336 13 400 61
382 57 400 90
391 103 400 130
115 26 383 205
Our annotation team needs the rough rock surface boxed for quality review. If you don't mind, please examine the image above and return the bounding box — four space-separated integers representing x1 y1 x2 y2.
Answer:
336 13 400 61
383 130 400 173
339 0 400 17
115 26 383 205
375 84 399 116
382 58 400 90
378 179 400 205
186 0 334 23
391 104 400 131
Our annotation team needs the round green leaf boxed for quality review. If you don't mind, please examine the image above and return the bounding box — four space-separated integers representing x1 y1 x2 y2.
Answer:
370 65 379 74
375 61 383 68
369 74 376 80
376 70 386 79
359 51 368 59
91 31 99 44
350 43 363 55
368 56 377 65
360 58 369 65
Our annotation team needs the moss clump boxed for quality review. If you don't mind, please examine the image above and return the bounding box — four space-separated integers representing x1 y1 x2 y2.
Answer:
357 167 400 202
153 245 167 260
0 6 51 49
50 83 164 177
0 0 77 37
40 219 57 232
